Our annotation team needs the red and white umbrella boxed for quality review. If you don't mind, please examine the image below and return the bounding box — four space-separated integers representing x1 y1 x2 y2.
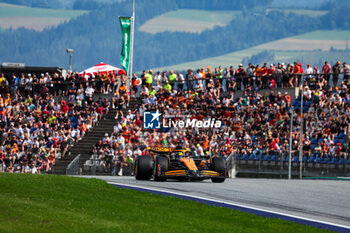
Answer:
79 62 126 77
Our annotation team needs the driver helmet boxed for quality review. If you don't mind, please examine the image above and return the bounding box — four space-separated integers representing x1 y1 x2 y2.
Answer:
178 152 183 158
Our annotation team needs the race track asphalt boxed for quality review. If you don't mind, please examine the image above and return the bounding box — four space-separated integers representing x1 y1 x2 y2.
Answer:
83 176 350 229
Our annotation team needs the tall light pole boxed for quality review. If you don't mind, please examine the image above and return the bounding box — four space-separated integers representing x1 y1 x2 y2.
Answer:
66 49 74 73
127 0 135 91
299 74 304 179
288 108 293 180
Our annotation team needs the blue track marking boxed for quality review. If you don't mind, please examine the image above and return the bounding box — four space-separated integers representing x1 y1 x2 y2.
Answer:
109 182 350 233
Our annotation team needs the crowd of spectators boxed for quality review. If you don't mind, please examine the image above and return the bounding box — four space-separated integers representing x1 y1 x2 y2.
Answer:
1 60 350 174
132 61 350 94
93 61 350 174
0 70 127 98
0 71 111 173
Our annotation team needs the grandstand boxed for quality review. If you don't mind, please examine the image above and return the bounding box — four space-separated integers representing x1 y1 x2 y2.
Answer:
0 62 349 178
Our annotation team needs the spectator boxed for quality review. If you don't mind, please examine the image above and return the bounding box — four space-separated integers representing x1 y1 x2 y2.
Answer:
343 62 350 82
177 72 185 91
144 70 153 89
168 70 177 89
332 61 341 87
131 73 141 98
322 61 331 83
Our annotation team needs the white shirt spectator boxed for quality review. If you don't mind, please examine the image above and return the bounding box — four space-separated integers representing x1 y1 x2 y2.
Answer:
140 86 149 96
150 96 157 105
117 135 125 148
143 97 151 105
126 111 135 120
161 74 168 85
335 95 342 105
304 87 311 99
125 148 133 157
195 81 203 91
195 72 203 85
305 66 313 78
154 73 162 83
53 103 61 112
134 148 142 156
177 73 185 84
114 123 122 134
103 134 110 143
85 86 95 98
154 82 161 92
196 145 204 156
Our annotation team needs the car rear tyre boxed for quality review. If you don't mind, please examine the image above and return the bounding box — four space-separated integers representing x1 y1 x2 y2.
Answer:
211 157 226 183
154 156 168 181
135 156 153 180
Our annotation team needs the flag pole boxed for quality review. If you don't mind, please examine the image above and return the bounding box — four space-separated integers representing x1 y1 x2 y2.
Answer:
128 0 135 91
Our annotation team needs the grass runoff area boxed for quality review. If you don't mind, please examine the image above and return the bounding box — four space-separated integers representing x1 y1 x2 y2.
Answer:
0 174 327 233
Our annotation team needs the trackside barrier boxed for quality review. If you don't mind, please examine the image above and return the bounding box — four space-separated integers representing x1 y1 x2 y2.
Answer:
66 154 81 175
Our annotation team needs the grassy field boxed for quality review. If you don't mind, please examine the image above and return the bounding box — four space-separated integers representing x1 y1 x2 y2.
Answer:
139 8 327 34
139 9 239 34
281 9 328 17
164 9 239 23
0 3 88 31
153 30 350 71
293 30 350 40
271 0 329 8
0 173 327 233
153 48 309 72
255 38 346 51
0 3 88 18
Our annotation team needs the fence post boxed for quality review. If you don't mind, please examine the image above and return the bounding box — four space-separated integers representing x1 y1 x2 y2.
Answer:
66 154 81 175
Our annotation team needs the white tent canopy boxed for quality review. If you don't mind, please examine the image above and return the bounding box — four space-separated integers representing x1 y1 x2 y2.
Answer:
79 62 126 76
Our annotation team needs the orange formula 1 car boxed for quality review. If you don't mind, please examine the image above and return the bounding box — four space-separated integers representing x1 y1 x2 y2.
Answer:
135 146 227 183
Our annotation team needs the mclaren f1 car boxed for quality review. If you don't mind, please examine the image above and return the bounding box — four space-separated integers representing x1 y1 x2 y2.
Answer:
135 146 227 182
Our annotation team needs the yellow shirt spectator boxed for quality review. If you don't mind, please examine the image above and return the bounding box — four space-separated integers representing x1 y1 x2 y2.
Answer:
163 83 172 92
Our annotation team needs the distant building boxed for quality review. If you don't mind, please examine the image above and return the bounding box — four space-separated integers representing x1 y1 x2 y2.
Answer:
0 62 64 77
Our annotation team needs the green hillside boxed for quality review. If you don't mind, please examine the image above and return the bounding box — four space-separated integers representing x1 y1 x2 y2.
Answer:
140 9 239 34
0 3 88 31
281 9 327 17
139 8 327 34
0 3 88 18
1 0 350 71
271 0 329 7
153 30 350 72
293 30 350 40
165 9 239 22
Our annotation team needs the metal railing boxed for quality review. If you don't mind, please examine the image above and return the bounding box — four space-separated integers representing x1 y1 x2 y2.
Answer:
233 151 350 178
66 154 81 175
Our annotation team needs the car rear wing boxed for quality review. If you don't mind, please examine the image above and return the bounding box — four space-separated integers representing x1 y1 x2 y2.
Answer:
145 147 190 153
146 147 174 153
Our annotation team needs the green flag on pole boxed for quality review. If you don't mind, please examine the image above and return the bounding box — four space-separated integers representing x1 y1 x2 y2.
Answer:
119 16 131 74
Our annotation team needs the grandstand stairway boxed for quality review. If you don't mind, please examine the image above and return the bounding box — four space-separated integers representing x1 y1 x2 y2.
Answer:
50 98 143 175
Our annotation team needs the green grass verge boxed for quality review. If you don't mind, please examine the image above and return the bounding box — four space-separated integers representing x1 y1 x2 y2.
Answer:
0 173 327 233
0 4 88 18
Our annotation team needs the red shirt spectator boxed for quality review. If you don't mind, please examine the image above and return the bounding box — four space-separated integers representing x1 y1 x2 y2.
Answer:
298 62 304 73
293 63 301 73
322 61 331 74
61 104 69 113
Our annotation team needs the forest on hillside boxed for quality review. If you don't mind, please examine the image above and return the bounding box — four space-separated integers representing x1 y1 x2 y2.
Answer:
0 0 350 71
0 0 272 10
